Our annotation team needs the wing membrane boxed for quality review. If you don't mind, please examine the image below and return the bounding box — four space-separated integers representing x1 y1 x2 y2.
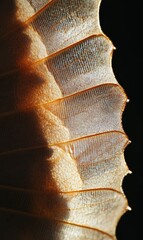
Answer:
0 0 129 239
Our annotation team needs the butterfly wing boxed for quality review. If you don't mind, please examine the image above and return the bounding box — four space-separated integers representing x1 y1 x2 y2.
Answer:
0 0 130 239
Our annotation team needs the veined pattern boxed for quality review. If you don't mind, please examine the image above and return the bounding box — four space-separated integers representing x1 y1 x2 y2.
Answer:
0 0 130 239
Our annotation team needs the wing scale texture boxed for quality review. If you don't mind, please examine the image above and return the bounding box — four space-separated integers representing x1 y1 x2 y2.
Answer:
0 0 130 239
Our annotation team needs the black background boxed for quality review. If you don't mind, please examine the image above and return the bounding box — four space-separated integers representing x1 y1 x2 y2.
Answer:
100 1 142 240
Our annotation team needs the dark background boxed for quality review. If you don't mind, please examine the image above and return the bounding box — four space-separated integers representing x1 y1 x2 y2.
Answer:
100 1 142 239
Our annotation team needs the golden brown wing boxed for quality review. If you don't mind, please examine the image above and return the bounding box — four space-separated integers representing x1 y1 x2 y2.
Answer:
0 0 130 239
